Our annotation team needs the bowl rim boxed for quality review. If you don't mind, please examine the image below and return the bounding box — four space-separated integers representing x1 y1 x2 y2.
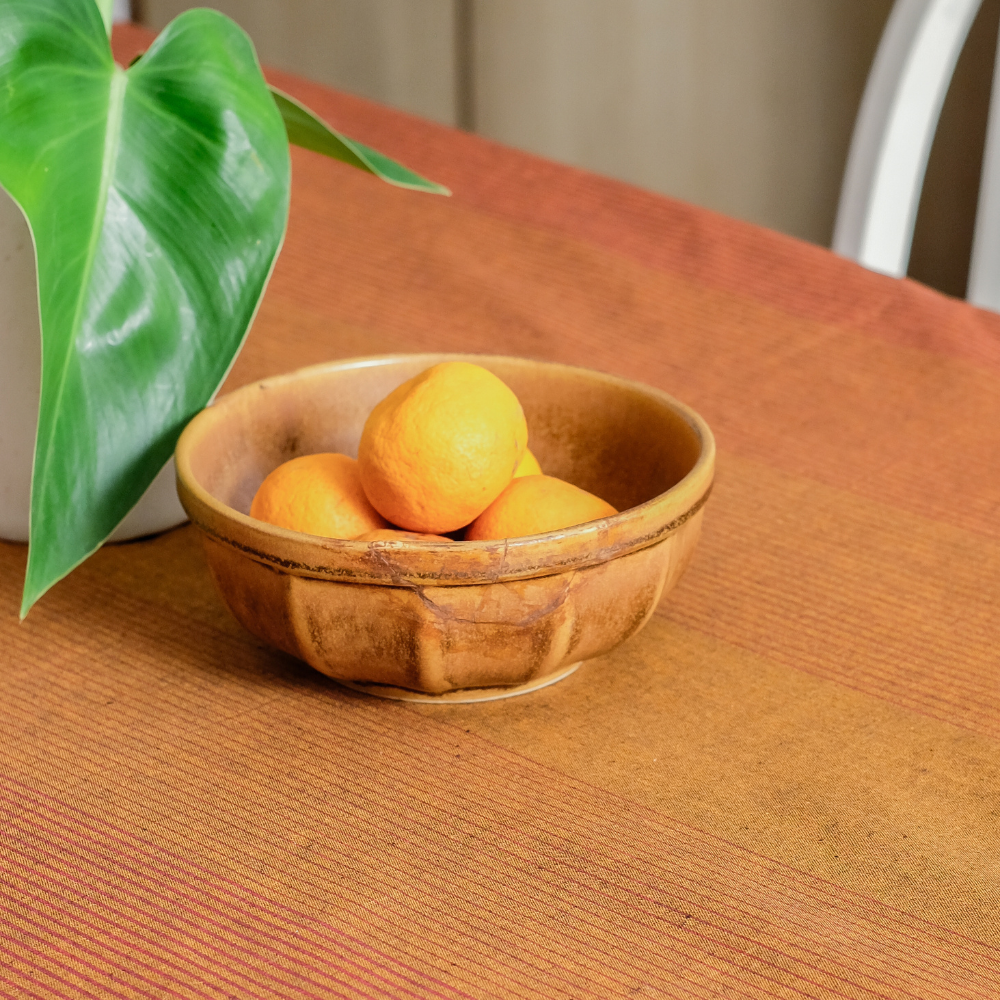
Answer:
175 353 715 586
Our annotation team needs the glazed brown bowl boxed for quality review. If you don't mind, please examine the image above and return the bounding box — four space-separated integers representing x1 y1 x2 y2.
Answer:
175 354 714 700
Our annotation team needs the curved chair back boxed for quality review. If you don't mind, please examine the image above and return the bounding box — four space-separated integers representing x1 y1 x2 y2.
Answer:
833 0 1000 310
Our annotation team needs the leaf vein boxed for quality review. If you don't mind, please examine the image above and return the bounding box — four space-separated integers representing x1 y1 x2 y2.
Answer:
34 67 128 530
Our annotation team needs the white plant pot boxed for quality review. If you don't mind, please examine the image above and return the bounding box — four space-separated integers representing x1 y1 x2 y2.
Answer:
0 187 188 544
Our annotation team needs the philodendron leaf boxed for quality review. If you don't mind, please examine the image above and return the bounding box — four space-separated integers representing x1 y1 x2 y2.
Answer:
94 0 113 35
0 1 290 616
270 87 451 195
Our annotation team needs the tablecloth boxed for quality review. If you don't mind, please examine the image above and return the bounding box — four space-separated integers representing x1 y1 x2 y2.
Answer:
2 24 998 998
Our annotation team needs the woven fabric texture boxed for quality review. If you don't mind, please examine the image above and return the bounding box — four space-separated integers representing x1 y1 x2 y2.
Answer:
2 25 998 999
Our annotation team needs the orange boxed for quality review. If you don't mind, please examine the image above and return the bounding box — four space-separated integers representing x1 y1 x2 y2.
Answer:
355 529 450 542
358 362 528 534
513 447 542 478
249 453 388 538
464 474 617 540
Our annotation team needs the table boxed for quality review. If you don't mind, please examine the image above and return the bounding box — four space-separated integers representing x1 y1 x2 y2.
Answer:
3 24 999 999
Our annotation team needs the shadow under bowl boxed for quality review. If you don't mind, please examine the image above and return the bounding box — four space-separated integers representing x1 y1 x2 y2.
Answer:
175 354 715 697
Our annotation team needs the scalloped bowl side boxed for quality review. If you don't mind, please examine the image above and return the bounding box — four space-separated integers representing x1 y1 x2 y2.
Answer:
175 354 715 695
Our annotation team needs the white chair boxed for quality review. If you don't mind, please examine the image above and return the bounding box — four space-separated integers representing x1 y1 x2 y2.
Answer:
833 0 1000 310
113 0 132 23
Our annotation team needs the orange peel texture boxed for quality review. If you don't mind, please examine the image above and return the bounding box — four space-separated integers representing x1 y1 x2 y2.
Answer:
464 474 617 540
358 362 528 534
513 447 542 478
249 453 389 539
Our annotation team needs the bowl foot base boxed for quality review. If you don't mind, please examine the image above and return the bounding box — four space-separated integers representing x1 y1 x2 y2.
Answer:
335 661 581 704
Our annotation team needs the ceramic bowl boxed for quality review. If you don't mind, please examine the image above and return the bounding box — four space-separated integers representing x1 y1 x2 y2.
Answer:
175 354 715 702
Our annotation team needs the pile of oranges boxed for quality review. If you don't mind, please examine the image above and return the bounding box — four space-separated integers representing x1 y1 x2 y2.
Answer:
250 361 617 542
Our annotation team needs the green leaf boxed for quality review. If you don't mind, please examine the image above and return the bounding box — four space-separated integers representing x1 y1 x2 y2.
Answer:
0 1 291 616
270 87 450 195
94 0 113 35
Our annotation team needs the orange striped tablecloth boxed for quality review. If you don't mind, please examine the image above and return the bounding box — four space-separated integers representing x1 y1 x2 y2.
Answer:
2 24 998 998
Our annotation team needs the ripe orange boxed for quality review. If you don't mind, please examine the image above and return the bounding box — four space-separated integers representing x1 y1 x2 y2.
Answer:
464 474 617 540
513 447 542 478
249 453 389 538
358 362 528 534
355 529 450 542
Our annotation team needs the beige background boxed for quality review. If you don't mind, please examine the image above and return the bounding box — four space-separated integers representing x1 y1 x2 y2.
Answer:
469 1 893 247
138 0 999 297
140 0 460 124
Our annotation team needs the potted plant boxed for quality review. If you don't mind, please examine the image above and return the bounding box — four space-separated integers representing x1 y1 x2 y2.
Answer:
0 0 446 617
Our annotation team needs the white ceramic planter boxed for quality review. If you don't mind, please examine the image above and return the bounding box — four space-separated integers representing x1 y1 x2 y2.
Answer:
0 188 187 544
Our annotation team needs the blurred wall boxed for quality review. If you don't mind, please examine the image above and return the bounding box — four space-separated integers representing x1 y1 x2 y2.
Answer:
470 0 892 247
139 0 459 125
138 0 999 298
